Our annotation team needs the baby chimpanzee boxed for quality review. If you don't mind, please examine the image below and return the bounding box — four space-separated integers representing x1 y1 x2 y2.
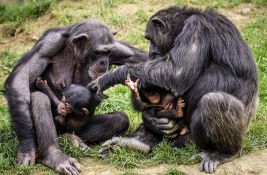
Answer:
125 74 189 135
35 77 98 133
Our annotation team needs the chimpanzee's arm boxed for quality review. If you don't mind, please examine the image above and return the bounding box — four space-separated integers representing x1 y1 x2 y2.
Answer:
89 16 207 96
131 93 145 111
36 78 61 107
4 29 68 159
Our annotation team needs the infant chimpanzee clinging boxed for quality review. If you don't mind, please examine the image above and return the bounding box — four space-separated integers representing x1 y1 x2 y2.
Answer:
36 77 98 132
125 74 189 135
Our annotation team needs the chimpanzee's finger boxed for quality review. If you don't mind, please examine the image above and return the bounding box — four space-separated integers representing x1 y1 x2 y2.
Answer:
99 145 113 156
162 124 179 135
135 79 139 85
157 120 176 130
101 137 120 147
155 118 170 124
127 74 131 80
166 133 177 138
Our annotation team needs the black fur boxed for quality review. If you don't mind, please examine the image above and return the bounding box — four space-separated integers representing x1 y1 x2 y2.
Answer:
90 7 258 173
62 85 99 115
4 19 147 174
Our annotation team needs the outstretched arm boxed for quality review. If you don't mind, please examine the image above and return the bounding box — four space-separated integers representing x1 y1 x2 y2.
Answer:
89 15 208 96
125 74 147 111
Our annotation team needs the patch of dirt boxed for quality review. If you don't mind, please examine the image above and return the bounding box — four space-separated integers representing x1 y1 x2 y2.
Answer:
0 13 56 53
217 3 264 29
80 150 267 175
115 1 171 16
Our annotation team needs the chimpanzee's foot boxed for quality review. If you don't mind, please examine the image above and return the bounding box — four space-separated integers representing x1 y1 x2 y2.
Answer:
99 137 151 157
42 147 81 175
17 148 37 166
199 151 237 173
62 133 91 152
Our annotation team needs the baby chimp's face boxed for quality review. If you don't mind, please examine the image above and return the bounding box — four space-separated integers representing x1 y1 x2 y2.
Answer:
62 84 93 116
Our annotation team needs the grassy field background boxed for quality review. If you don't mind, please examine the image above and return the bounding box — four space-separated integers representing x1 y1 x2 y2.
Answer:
0 0 266 174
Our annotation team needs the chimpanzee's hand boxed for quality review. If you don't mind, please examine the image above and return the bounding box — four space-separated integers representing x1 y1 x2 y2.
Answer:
57 102 69 116
125 74 139 92
87 79 102 97
36 77 48 90
87 79 100 93
87 79 108 101
143 109 179 138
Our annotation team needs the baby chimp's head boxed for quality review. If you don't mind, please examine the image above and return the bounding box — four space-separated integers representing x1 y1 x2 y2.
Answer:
62 84 99 116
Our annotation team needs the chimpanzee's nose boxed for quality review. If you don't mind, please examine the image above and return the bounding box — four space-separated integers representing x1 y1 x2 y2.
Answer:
99 59 108 66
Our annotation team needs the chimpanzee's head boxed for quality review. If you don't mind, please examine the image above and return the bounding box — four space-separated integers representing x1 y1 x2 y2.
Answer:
145 7 198 59
68 20 134 80
62 84 100 116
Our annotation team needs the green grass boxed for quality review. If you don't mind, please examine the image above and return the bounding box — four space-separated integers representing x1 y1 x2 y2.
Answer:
0 50 20 95
0 0 55 37
175 0 267 8
0 0 267 174
0 0 55 25
165 167 188 175
241 17 267 154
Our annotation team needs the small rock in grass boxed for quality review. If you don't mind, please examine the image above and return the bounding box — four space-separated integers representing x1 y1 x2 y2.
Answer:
241 8 252 15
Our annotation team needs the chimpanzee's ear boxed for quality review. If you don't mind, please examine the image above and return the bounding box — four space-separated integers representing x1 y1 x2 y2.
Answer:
81 108 89 116
72 33 89 47
151 17 166 29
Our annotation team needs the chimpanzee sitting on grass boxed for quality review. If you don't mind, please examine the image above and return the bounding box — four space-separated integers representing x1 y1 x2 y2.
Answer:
36 77 102 151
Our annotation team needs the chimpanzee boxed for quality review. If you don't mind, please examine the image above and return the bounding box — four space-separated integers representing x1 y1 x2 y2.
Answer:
36 78 103 152
35 78 96 132
89 7 258 173
125 74 188 135
5 20 148 175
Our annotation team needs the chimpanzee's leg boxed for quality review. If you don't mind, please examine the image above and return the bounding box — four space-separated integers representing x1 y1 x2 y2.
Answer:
31 91 80 175
78 112 129 144
98 110 162 156
190 92 246 174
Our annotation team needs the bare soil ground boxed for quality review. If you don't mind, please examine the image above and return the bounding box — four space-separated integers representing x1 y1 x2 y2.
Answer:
79 150 267 175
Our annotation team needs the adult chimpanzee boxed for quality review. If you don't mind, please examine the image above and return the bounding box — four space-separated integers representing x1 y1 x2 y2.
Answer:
88 7 258 173
5 20 148 175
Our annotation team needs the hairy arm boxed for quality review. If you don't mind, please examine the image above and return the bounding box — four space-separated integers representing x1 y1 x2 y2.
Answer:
131 93 145 111
89 16 208 96
35 78 61 107
4 29 68 152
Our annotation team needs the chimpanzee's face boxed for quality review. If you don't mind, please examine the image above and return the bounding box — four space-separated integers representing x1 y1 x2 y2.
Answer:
87 56 109 80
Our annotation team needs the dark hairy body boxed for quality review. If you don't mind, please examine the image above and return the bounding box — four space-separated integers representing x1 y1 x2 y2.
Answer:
35 79 97 133
5 20 148 175
89 7 258 173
